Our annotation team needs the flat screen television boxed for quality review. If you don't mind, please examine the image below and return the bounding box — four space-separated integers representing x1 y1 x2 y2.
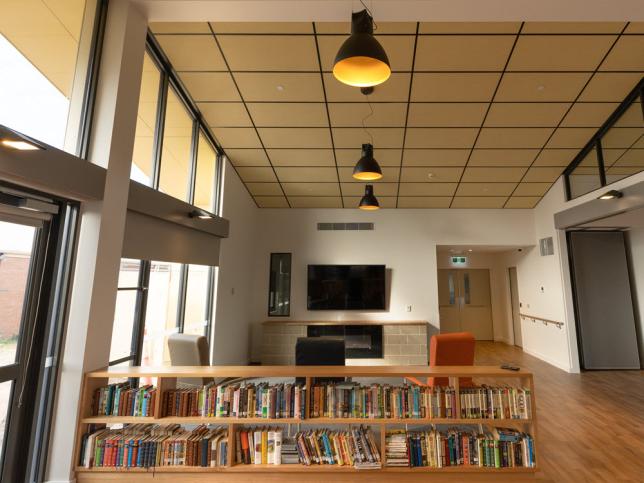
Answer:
307 264 386 310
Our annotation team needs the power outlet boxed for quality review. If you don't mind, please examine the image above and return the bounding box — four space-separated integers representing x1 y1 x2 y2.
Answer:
405 305 412 312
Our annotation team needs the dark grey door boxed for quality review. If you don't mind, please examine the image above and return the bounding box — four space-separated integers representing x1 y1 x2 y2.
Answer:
569 231 640 369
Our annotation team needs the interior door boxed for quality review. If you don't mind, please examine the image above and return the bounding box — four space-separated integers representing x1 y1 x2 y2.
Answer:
437 269 461 333
459 269 494 340
569 231 640 369
508 267 523 347
438 268 494 340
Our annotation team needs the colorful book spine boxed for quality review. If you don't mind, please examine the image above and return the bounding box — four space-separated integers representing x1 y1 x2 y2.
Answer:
79 425 228 468
384 427 535 469
92 384 157 417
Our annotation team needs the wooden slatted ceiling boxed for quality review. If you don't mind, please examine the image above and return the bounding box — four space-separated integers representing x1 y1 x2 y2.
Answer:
150 21 644 209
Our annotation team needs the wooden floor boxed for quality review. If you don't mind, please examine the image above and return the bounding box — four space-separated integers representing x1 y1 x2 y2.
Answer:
474 341 644 483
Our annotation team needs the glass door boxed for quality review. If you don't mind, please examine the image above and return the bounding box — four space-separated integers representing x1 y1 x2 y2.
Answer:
0 216 40 469
0 187 77 482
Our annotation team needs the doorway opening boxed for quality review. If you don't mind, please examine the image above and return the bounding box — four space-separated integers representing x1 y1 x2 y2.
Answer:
436 246 528 345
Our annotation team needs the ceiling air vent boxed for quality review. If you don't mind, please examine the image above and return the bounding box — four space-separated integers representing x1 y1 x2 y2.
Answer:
539 237 554 256
317 222 374 231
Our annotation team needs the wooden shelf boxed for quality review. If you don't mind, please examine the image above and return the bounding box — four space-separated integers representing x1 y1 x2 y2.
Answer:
85 364 534 378
81 415 531 425
76 465 537 473
75 365 538 482
81 416 156 424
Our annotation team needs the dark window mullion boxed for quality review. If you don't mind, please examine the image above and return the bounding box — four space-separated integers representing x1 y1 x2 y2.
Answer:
205 266 215 343
151 70 168 190
214 153 224 216
187 120 199 205
176 264 189 333
130 260 150 367
108 355 136 366
596 139 607 187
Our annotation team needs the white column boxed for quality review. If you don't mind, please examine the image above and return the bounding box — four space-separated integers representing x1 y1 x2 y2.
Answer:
45 1 148 482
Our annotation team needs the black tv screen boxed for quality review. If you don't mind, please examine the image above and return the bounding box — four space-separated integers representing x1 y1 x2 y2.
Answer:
307 265 386 310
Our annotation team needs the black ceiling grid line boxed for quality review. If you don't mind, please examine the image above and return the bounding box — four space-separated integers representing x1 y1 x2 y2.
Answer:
207 23 291 208
167 68 642 75
394 22 420 208
448 22 525 208
503 22 631 208
189 124 611 130
312 22 344 208
192 100 631 105
152 28 638 37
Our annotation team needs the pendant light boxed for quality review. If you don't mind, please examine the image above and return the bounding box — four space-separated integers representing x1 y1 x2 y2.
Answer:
359 184 380 210
333 9 391 88
352 143 382 181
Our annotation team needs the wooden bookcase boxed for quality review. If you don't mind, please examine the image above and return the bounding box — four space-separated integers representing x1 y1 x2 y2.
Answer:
74 365 538 482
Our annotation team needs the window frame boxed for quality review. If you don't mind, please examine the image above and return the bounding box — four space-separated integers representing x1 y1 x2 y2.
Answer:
110 32 227 367
564 78 644 200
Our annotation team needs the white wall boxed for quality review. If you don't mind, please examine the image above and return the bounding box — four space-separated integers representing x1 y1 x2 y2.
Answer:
493 180 580 372
625 227 644 368
248 209 535 360
212 161 258 364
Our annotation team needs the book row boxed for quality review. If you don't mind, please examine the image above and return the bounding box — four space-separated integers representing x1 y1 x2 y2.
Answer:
234 427 283 465
310 383 457 419
89 382 530 421
92 384 157 417
459 386 532 420
79 424 228 468
385 427 536 469
161 382 306 419
293 426 381 469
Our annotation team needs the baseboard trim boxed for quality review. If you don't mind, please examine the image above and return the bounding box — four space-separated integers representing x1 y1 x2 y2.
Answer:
494 336 512 345
522 347 572 372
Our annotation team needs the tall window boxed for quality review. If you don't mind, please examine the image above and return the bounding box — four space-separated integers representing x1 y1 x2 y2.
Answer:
194 132 218 211
0 0 91 151
109 260 215 367
159 88 194 201
131 53 161 185
183 264 212 335
112 40 223 369
141 261 182 366
109 259 145 366
129 44 222 214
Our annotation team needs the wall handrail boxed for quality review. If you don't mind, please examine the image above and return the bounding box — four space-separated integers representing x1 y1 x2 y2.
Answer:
520 313 564 329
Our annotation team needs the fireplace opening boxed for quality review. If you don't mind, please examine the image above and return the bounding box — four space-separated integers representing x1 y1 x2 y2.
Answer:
307 325 383 359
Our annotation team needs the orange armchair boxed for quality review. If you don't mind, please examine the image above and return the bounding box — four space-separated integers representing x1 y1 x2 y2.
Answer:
406 332 475 387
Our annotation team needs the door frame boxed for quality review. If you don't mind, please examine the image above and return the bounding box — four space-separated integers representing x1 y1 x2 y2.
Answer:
0 185 78 483
508 266 522 347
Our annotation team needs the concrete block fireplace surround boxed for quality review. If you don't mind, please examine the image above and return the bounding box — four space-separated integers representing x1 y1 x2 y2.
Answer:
261 321 430 366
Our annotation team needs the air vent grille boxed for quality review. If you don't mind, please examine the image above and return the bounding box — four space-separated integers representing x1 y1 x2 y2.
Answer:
317 222 374 231
539 237 554 256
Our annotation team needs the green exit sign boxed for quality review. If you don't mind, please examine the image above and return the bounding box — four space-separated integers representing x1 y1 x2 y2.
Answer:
451 256 467 264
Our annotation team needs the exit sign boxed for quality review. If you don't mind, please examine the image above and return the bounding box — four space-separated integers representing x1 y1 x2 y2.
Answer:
451 256 467 264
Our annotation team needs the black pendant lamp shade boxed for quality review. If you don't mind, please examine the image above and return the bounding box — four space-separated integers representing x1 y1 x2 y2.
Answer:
333 9 391 87
359 184 380 210
352 143 383 181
